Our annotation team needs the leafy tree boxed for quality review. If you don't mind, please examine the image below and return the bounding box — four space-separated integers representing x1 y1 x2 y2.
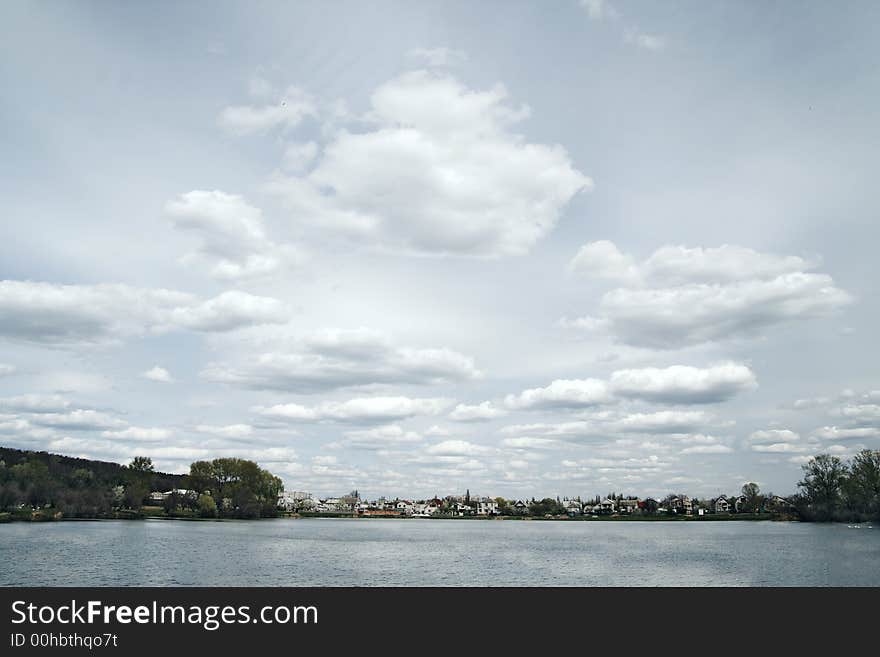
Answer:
128 456 154 473
797 454 848 521
197 493 218 518
843 450 880 519
740 482 762 513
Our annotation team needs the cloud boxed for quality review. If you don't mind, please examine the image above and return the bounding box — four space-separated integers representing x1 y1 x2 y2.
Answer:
142 366 173 383
166 190 303 280
424 439 491 456
505 378 610 409
564 242 851 348
449 401 507 422
266 70 591 256
0 364 16 377
281 142 318 173
406 47 468 67
500 437 562 450
812 426 880 440
102 426 172 440
340 424 423 450
749 429 800 444
255 396 451 424
0 281 289 346
193 424 254 438
30 410 127 431
217 86 316 135
680 444 733 455
0 395 72 414
569 240 640 284
202 328 479 392
750 442 810 454
624 28 666 51
611 410 717 434
580 0 618 20
609 363 757 404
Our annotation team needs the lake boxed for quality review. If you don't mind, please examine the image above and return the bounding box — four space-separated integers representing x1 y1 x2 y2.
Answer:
1 518 878 586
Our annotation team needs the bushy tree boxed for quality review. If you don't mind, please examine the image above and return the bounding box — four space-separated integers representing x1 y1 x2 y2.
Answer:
796 454 848 521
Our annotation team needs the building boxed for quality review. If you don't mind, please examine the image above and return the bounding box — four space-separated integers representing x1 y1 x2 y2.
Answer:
512 500 529 515
617 498 641 514
564 499 583 516
475 500 499 516
713 495 730 514
599 498 616 514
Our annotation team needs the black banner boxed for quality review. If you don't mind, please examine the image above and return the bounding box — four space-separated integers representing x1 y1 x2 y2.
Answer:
1 587 877 654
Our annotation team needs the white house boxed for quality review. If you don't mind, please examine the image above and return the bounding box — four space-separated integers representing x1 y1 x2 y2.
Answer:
475 500 499 516
714 495 730 514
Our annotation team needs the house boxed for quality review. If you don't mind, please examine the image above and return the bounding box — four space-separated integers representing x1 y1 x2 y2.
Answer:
453 502 473 516
396 500 414 515
734 495 748 513
278 490 312 511
713 495 730 514
668 496 693 515
617 498 640 514
475 500 499 516
563 499 583 516
512 500 529 515
599 498 616 514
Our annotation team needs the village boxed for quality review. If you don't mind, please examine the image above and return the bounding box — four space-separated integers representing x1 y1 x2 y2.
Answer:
270 488 795 518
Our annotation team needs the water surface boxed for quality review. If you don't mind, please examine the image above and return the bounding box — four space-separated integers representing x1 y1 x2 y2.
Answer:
1 519 878 586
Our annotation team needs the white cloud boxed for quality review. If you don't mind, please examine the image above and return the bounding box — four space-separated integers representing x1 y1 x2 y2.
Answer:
449 401 507 422
193 424 254 438
610 363 757 404
812 426 880 440
142 366 173 383
680 444 733 455
31 410 127 431
0 281 289 346
217 86 316 135
341 424 422 450
255 396 451 424
406 47 468 67
505 378 610 409
202 329 479 392
281 141 318 173
612 410 717 434
750 442 810 454
424 439 491 456
564 242 851 348
0 364 16 377
569 240 640 284
0 394 71 414
102 426 172 440
166 190 303 280
624 28 666 51
580 0 618 20
500 437 562 450
749 429 800 443
267 70 591 256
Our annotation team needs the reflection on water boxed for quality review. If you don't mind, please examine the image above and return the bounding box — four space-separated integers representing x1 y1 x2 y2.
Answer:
1 518 878 586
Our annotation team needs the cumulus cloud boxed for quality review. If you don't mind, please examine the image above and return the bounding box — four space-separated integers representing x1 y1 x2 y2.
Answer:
166 190 304 280
0 281 289 346
812 426 880 440
749 429 800 444
424 439 491 456
564 242 851 348
193 424 254 438
102 426 172 440
30 410 127 431
266 70 591 256
504 378 610 409
0 394 72 414
255 396 451 424
680 444 733 455
218 86 316 135
449 401 507 422
202 328 479 392
340 424 423 450
609 363 757 404
142 366 173 383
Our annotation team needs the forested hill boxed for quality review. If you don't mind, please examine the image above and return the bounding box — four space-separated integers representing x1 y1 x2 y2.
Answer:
0 446 185 493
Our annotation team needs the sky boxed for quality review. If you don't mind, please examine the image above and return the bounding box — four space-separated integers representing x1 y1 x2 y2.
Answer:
1 1 879 500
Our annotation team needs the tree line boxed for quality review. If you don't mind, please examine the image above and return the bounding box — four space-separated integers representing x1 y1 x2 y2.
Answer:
0 447 282 520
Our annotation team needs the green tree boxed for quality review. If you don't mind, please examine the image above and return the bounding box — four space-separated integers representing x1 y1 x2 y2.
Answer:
197 493 218 518
128 456 154 473
797 454 847 520
843 449 880 519
740 482 762 513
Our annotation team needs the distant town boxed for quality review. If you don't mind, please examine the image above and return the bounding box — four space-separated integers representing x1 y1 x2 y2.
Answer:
2 446 878 523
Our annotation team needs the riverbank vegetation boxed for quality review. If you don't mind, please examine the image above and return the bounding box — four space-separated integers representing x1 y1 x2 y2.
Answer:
1 446 877 523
